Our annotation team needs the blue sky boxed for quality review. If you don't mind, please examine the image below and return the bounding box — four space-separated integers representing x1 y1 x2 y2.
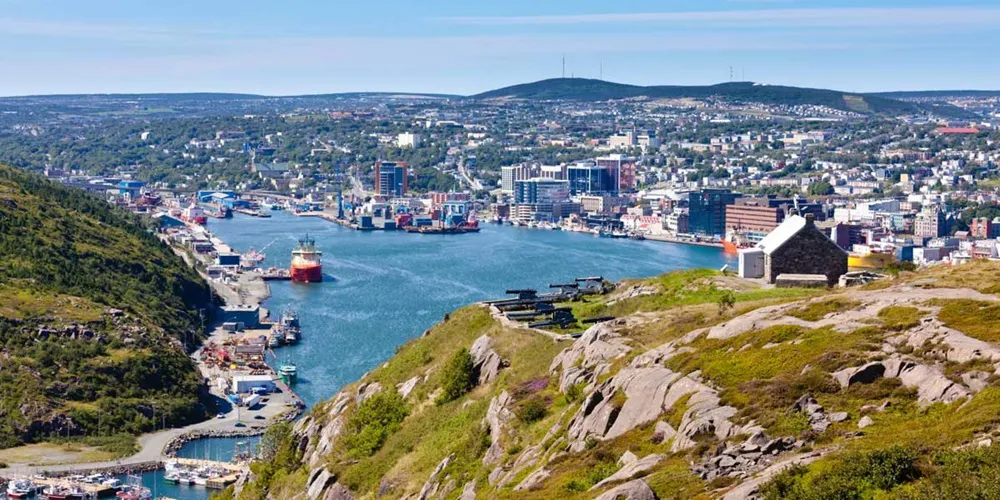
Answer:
1 0 998 96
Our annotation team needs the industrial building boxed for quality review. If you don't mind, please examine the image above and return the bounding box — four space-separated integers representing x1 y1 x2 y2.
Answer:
231 374 276 394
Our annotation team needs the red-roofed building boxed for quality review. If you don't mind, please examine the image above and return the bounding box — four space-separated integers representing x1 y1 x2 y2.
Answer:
934 127 980 135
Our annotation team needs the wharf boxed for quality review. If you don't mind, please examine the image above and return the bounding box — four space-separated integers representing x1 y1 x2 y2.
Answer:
173 458 245 489
34 477 116 497
643 234 725 248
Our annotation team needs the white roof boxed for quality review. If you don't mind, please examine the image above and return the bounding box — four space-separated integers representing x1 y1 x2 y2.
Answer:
232 374 274 383
756 215 807 255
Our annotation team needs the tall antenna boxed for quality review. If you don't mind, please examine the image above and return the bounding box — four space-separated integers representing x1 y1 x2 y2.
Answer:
730 65 734 82
562 56 566 78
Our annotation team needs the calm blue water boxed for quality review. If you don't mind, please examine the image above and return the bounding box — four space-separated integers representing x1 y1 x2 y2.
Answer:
153 212 733 499
211 212 734 406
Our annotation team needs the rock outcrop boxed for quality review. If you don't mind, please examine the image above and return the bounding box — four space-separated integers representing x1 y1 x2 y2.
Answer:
594 479 658 500
482 391 514 466
470 335 508 385
832 355 971 405
549 321 631 393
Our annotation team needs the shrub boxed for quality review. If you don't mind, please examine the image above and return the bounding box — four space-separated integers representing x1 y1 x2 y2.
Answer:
565 383 582 403
761 445 919 499
517 397 548 424
436 348 476 405
343 392 409 458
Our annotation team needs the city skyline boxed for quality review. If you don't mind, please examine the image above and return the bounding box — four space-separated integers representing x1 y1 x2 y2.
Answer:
1 0 999 96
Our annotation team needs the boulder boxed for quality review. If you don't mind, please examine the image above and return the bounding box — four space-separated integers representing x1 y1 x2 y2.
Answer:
832 362 886 388
549 322 631 392
470 335 507 385
829 412 849 423
858 416 874 429
594 479 658 500
652 421 676 444
619 450 639 466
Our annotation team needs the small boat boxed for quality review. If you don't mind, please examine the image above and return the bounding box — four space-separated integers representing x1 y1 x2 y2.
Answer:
284 329 298 343
115 475 151 500
268 334 282 348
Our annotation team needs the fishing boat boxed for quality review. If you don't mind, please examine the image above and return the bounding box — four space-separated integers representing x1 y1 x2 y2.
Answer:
283 329 298 344
6 477 40 498
115 475 151 500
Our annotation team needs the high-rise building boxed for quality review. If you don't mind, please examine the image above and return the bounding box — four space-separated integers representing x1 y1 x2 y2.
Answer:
596 154 637 192
567 162 617 195
539 164 567 180
514 178 570 204
397 133 423 148
501 164 533 194
970 217 999 239
688 188 742 236
374 161 408 197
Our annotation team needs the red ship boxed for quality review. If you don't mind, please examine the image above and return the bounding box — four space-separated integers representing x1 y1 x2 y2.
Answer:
290 235 322 283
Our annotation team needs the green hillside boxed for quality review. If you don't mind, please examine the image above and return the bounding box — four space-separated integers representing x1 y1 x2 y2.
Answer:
472 78 975 118
0 165 212 448
230 264 1000 499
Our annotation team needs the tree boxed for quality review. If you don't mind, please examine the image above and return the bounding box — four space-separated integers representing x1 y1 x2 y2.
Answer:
808 181 834 196
437 348 476 405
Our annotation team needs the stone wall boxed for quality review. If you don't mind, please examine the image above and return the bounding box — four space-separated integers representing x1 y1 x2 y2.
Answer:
765 224 848 285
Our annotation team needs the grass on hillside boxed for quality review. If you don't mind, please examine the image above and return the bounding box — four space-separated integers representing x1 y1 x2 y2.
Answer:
932 299 1000 343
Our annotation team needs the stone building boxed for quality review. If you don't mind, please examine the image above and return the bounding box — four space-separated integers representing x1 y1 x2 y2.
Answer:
756 213 848 285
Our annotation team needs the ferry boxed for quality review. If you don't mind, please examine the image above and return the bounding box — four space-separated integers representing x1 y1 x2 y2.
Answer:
279 362 298 384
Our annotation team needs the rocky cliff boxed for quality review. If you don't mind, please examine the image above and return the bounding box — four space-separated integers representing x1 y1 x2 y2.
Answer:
234 264 1000 499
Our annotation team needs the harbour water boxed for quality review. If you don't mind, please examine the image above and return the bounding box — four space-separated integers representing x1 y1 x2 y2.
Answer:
144 212 734 498
210 212 735 406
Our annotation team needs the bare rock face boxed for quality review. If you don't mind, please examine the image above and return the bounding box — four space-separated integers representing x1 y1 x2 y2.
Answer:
356 382 382 403
458 481 477 500
418 454 454 500
513 468 550 491
482 391 514 466
295 392 353 469
594 479 658 500
397 376 420 398
307 469 334 500
322 484 354 500
858 416 874 429
566 363 753 453
593 453 665 490
550 321 632 393
470 335 508 385
831 355 971 405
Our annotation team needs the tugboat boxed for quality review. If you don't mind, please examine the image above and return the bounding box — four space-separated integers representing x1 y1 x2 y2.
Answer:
290 235 322 283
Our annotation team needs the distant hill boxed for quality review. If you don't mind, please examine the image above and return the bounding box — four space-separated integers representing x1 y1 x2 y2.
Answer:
471 78 974 118
873 90 1000 99
0 165 212 448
